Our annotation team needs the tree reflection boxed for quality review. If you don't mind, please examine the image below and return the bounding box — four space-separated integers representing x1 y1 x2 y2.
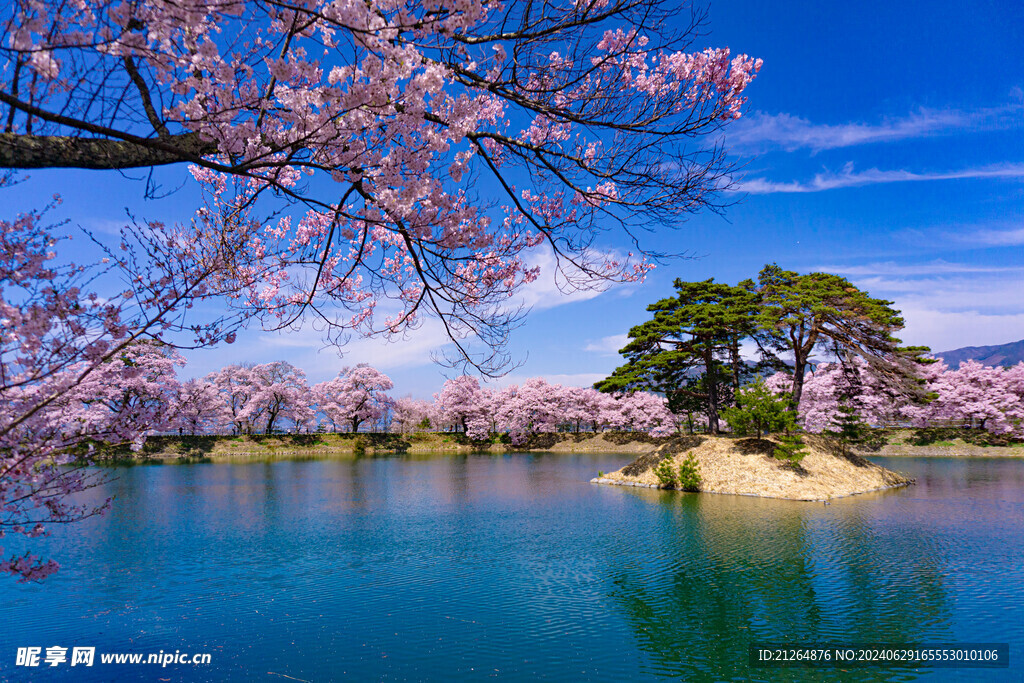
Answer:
604 490 949 681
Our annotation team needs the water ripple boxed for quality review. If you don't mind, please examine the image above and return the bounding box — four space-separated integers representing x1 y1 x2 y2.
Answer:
0 454 1021 681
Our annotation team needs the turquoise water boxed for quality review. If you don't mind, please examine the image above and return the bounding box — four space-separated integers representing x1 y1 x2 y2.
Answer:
1 454 1022 681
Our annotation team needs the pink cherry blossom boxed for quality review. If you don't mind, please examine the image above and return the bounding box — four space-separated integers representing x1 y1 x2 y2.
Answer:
314 365 394 433
2 0 760 374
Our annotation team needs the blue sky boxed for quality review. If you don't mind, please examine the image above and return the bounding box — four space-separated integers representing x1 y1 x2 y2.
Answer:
15 1 1024 398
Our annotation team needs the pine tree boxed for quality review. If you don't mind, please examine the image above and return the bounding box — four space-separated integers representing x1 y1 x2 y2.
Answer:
596 278 763 434
721 378 795 438
755 264 929 408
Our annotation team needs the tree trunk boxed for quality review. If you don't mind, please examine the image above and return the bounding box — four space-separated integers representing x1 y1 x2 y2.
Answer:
791 348 807 409
703 345 720 434
729 334 742 394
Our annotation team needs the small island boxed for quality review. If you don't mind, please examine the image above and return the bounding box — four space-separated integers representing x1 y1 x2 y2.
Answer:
591 435 913 501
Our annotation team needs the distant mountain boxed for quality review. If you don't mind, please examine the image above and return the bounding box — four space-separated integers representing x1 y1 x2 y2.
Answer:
934 339 1024 368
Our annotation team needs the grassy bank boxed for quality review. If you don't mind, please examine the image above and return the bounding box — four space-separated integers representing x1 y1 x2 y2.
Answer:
97 427 1024 463
853 428 1024 457
100 431 669 462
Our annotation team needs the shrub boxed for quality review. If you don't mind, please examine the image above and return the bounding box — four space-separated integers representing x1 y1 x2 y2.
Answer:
654 458 678 487
774 435 807 467
677 452 701 492
721 378 795 438
597 470 604 478
826 404 868 456
352 436 367 456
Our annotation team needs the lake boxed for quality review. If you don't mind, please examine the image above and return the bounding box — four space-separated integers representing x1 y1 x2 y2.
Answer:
2 453 1022 681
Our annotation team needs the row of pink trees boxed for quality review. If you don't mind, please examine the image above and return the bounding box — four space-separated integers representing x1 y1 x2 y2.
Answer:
767 358 1024 437
197 363 394 435
181 369 675 442
36 357 397 439
44 355 677 442
434 375 675 444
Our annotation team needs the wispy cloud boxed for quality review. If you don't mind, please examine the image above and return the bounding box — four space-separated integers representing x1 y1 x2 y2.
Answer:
828 265 1024 352
730 104 1023 153
852 274 1024 308
485 372 608 389
951 226 1024 247
900 306 1024 354
513 247 638 311
813 260 1021 277
583 333 628 355
737 162 1024 194
181 248 637 381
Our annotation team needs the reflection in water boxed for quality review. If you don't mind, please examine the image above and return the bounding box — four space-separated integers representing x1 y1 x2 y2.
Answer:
0 455 1021 681
604 490 955 681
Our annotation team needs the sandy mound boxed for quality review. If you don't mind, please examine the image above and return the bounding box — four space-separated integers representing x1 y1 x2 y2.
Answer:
594 435 913 501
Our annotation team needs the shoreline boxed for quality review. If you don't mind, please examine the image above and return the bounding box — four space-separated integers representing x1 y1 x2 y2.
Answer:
853 444 1024 458
589 476 913 502
101 431 1024 463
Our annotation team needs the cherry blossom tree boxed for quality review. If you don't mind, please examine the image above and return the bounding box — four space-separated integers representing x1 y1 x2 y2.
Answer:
174 378 230 435
2 0 761 373
2 0 766 578
435 375 488 433
493 378 564 444
765 354 949 435
207 361 312 434
248 361 314 434
208 364 260 434
559 386 612 433
315 364 394 433
903 360 1024 436
487 379 674 443
612 391 676 436
796 358 908 433
66 340 185 443
392 397 437 434
0 175 244 582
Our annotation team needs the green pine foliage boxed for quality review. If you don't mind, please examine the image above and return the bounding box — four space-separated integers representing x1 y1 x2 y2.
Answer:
654 458 678 487
774 435 807 467
756 263 929 408
595 278 762 435
721 377 794 438
677 452 701 492
827 404 869 457
595 264 933 443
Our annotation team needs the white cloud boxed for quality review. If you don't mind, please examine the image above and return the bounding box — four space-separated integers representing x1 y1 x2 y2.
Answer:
512 247 638 311
813 260 1021 277
730 104 1022 153
181 248 639 382
485 372 608 390
583 334 629 355
951 226 1024 247
179 316 456 383
736 162 1024 194
853 275 1024 311
900 307 1024 353
828 267 1024 352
